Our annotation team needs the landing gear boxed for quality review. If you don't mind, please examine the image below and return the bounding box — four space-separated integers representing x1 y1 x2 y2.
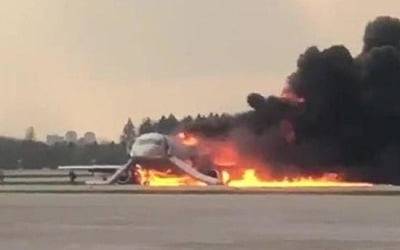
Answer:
198 167 221 182
0 170 4 184
117 169 133 184
69 171 77 183
203 169 219 179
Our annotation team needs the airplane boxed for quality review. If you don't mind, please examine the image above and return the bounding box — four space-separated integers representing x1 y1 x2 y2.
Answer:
58 132 224 185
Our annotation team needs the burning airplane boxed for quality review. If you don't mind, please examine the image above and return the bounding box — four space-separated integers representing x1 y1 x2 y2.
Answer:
59 132 224 185
59 130 371 187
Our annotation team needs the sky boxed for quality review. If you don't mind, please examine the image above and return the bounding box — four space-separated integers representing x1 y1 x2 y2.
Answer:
1 0 400 141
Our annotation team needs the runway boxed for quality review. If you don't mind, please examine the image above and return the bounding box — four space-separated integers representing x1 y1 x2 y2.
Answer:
0 193 399 250
0 184 400 195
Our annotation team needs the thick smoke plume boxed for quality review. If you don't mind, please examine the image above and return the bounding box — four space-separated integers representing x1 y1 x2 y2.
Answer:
185 16 400 184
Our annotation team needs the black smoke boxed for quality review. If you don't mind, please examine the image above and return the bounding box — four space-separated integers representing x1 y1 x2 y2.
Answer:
185 16 400 184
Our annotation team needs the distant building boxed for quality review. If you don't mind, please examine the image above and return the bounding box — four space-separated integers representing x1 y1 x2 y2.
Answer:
83 132 97 144
77 138 86 146
46 134 64 145
65 131 78 144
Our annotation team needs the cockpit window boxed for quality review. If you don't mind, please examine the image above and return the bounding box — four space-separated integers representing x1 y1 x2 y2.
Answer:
136 138 163 146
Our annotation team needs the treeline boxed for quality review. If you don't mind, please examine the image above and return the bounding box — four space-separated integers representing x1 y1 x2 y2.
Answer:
0 113 224 169
136 113 224 135
0 137 128 169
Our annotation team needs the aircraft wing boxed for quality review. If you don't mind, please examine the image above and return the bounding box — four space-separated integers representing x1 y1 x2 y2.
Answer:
84 159 133 185
58 165 122 170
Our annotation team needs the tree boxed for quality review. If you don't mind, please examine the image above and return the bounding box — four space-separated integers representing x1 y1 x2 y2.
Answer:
138 118 155 135
25 126 36 141
156 115 168 133
165 114 179 134
180 115 193 124
194 114 206 123
120 118 136 151
154 114 180 134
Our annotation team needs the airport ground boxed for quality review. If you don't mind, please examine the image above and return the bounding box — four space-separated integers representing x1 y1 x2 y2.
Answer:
0 169 400 249
0 192 400 250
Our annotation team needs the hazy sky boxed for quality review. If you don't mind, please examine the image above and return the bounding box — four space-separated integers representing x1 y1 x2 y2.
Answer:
1 0 400 141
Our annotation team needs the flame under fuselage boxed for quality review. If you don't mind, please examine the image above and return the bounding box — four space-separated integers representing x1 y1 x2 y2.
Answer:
128 133 221 185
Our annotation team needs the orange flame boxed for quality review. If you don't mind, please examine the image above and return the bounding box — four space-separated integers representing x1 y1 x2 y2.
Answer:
135 166 372 188
221 169 372 188
178 132 199 146
136 167 206 187
212 144 238 166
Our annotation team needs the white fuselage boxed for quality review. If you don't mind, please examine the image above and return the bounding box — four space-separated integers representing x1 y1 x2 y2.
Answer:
129 133 196 162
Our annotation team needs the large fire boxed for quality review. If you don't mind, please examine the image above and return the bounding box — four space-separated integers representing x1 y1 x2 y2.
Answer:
136 168 372 188
134 133 372 188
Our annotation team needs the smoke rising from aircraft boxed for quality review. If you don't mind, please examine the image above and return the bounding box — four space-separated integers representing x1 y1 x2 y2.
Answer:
185 16 400 184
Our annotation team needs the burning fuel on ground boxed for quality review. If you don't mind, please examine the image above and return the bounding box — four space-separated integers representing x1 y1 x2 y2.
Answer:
136 167 372 188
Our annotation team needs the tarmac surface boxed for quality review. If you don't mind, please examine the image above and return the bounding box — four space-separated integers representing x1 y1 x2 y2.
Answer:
0 184 399 195
0 192 400 250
